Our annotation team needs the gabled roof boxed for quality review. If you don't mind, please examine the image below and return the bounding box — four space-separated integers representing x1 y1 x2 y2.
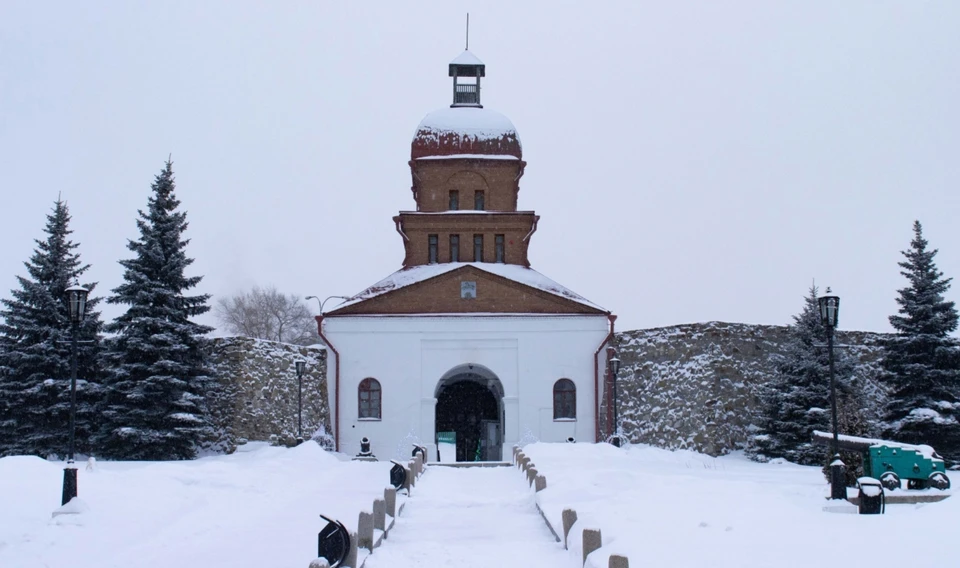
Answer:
326 263 606 314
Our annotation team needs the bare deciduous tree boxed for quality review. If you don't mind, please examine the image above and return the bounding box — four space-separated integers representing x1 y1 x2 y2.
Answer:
214 286 317 345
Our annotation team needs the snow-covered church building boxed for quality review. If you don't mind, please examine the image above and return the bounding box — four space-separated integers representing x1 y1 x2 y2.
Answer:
317 49 616 461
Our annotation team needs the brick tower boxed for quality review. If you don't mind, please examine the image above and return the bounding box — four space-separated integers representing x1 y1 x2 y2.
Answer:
319 48 614 459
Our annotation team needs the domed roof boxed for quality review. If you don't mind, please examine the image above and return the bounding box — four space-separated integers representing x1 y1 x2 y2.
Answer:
411 107 522 160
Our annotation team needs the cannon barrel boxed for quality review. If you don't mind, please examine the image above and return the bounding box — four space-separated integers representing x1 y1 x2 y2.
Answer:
812 430 879 453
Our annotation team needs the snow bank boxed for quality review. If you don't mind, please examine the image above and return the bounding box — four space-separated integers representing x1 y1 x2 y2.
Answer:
522 442 957 568
0 443 393 568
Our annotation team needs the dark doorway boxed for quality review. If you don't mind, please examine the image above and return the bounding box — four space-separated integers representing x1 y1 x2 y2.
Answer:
436 379 501 461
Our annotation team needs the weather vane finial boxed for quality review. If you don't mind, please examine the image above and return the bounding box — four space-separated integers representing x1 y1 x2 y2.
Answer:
466 13 470 50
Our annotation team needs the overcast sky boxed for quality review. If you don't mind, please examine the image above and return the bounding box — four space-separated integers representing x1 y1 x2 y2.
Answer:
2 1 958 334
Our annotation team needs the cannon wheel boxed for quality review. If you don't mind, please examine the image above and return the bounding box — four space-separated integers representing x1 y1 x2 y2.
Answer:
390 462 406 489
880 471 900 491
929 471 951 491
317 515 350 567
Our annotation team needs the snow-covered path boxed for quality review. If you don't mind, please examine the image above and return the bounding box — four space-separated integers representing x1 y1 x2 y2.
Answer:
365 465 571 568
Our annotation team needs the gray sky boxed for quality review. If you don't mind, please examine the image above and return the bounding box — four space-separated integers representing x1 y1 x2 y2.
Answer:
2 1 958 334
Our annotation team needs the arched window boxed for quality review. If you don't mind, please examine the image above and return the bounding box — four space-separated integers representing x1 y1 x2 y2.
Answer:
553 379 576 419
359 378 381 419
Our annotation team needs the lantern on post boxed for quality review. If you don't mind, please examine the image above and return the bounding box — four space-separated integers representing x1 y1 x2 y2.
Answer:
295 360 306 445
607 350 622 447
818 287 845 500
61 282 89 506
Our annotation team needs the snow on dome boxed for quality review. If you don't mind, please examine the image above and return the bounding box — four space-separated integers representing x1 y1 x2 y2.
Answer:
411 107 522 160
450 50 484 66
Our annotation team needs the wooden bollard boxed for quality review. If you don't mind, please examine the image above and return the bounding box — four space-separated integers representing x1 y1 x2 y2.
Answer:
414 454 424 476
384 486 397 518
562 508 578 550
609 554 630 568
517 453 526 469
373 498 386 532
527 467 538 486
407 460 417 486
535 474 547 492
358 511 374 551
521 457 532 471
583 528 602 566
344 531 358 568
404 466 414 494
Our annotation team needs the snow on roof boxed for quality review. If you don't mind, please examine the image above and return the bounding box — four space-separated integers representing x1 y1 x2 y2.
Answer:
415 154 519 161
414 107 518 143
329 263 606 312
450 50 484 66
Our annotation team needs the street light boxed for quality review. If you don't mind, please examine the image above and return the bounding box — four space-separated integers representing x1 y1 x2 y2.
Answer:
818 287 845 500
295 360 306 445
305 295 351 314
63 282 88 505
607 349 622 447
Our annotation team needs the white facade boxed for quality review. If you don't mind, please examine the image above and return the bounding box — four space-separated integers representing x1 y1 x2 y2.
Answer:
323 314 611 461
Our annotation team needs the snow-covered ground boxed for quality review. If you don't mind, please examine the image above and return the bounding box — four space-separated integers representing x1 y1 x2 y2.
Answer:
522 443 957 568
2 442 956 568
0 442 392 568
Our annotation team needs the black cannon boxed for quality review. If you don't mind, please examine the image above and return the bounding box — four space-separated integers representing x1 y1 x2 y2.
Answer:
389 460 406 490
411 444 427 462
317 515 350 567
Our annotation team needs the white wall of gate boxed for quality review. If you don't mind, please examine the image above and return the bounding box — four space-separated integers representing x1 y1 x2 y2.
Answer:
322 314 610 461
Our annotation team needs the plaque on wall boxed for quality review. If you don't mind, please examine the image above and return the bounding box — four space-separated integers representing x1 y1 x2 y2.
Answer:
461 281 477 299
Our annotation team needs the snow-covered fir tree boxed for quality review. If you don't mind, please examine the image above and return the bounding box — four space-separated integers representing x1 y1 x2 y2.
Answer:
98 161 214 460
880 221 960 462
0 199 103 458
751 285 859 465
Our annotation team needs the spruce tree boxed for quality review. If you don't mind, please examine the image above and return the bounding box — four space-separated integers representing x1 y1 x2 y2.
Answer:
0 199 103 458
98 160 213 460
881 221 960 462
752 285 858 465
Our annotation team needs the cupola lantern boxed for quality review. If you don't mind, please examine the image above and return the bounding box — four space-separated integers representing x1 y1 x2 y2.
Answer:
449 50 485 108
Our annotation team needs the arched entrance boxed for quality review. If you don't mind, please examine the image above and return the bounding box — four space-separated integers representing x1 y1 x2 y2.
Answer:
435 365 504 462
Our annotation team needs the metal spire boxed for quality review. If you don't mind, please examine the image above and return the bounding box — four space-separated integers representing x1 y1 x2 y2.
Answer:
466 13 470 50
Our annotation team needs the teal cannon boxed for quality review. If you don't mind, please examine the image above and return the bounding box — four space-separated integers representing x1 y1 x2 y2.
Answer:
813 430 950 491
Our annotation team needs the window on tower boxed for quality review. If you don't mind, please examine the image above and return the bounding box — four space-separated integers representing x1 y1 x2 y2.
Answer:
474 190 485 211
450 234 460 262
474 234 484 262
428 234 438 264
495 234 505 263
449 190 459 210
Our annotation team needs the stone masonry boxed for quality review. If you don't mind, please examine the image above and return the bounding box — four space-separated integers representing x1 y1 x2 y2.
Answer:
612 321 889 456
206 336 331 452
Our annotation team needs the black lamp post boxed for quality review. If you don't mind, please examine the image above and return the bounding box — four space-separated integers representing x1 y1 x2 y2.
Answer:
818 288 846 500
63 282 88 506
295 360 306 445
608 350 622 447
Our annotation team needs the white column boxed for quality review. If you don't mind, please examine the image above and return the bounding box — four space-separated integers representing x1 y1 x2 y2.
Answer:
503 396 519 447
421 397 438 460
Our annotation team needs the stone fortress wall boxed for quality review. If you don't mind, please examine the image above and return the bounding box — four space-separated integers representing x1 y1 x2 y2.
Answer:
612 321 889 455
205 336 331 453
